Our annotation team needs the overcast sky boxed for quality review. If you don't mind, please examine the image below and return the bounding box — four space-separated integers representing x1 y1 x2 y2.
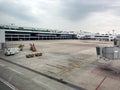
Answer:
0 0 120 33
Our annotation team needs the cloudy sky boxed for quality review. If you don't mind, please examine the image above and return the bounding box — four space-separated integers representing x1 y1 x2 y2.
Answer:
0 0 120 33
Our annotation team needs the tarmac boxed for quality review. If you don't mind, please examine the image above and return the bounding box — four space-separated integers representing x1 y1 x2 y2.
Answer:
0 40 120 90
0 80 13 90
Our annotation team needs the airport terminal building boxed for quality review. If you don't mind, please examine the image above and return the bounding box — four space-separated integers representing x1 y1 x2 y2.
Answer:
0 25 117 42
0 25 77 41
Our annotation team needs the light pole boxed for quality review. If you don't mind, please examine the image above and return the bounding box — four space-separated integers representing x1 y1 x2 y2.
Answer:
112 29 115 36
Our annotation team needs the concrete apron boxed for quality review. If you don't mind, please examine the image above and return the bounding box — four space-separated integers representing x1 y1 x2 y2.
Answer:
0 65 48 90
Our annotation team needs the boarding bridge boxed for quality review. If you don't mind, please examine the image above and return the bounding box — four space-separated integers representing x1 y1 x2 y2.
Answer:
0 30 5 50
96 35 120 60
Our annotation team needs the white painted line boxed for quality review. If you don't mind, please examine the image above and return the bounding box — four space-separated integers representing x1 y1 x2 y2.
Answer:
8 67 24 75
0 77 18 90
0 63 5 67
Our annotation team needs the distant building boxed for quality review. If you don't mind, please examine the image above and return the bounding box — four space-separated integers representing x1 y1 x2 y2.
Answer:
77 31 116 41
77 31 94 39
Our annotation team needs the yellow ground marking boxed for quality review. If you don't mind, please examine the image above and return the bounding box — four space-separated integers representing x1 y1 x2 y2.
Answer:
47 56 96 76
46 64 65 69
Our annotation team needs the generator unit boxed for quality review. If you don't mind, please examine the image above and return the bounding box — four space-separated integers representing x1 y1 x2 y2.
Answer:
4 48 20 56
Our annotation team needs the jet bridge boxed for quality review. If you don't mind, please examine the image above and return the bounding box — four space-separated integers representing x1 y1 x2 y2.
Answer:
96 35 120 60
